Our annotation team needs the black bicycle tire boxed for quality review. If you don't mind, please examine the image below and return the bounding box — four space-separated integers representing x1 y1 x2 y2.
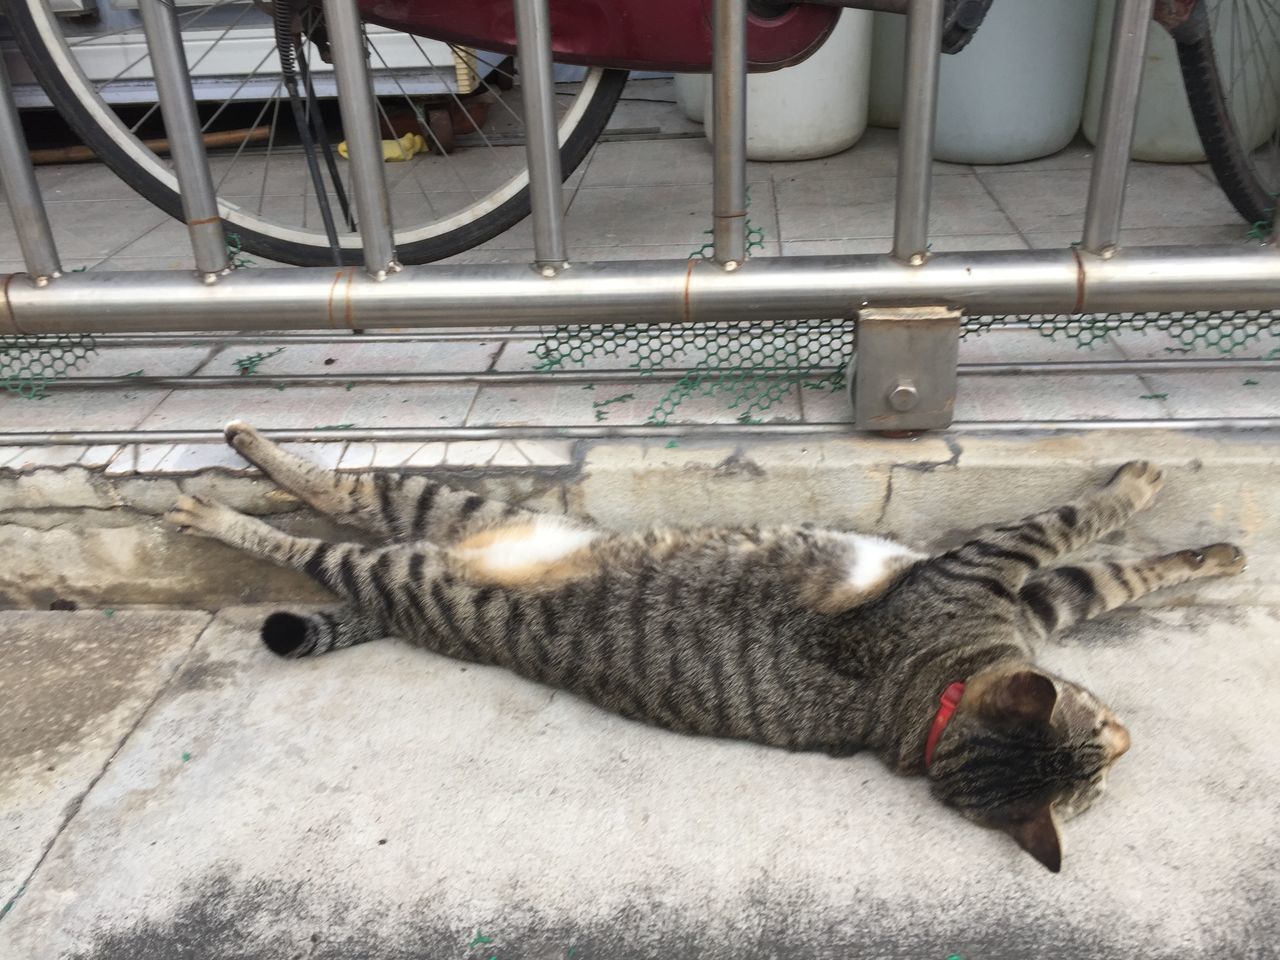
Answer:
9 2 628 265
1174 8 1276 227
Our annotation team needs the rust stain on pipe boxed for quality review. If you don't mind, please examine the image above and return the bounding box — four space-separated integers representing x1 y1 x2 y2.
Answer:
187 215 221 227
326 270 345 328
343 270 356 329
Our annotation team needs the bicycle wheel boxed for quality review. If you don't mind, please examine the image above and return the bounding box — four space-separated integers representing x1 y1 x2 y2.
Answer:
10 0 628 265
1174 0 1280 227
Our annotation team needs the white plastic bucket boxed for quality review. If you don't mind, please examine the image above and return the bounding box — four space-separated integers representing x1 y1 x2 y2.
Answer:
1083 0 1280 162
867 0 1099 164
674 73 706 123
703 10 873 161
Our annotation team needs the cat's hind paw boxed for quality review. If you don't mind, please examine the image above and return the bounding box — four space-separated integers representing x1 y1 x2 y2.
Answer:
164 494 239 538
1108 460 1164 510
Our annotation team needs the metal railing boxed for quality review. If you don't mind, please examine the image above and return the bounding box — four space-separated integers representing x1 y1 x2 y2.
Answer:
2 0 1279 433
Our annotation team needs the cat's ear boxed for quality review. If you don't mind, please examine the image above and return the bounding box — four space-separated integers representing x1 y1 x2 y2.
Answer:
982 670 1058 726
1006 805 1064 873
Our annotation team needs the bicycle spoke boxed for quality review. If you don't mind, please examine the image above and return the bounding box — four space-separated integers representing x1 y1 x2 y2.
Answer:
66 0 231 48
409 35 511 167
447 43 526 128
214 80 283 194
258 95 281 218
99 0 251 98
364 32 481 200
199 44 282 134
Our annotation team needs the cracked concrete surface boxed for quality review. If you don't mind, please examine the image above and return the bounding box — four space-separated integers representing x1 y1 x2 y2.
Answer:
5 433 1279 607
0 603 1277 959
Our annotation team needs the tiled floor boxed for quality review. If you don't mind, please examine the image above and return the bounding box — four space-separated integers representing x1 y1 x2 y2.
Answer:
1 78 1278 464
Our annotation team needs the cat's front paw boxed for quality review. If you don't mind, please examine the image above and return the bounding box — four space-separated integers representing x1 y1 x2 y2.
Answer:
224 419 260 451
164 494 237 538
1180 542 1248 576
1108 460 1164 509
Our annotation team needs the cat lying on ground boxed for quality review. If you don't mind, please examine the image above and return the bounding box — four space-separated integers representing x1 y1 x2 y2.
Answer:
165 422 1246 871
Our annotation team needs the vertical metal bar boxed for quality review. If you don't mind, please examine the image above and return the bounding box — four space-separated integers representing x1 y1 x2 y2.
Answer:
711 0 748 268
0 52 62 284
1081 0 1154 254
893 0 945 264
321 0 398 278
138 0 229 281
512 0 568 273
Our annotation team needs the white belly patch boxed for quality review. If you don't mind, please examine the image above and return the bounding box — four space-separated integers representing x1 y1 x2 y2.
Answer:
841 533 926 590
454 518 599 586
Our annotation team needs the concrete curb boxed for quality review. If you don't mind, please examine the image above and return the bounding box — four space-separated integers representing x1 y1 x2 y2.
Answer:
3 429 1276 608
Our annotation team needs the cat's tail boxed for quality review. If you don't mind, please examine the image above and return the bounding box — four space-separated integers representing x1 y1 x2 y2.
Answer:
260 607 382 659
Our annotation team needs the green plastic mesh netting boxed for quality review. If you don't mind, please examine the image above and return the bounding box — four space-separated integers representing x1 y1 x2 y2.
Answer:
1 334 98 400
531 310 1280 424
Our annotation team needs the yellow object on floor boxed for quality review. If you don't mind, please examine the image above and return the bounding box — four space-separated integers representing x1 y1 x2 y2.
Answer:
337 132 428 162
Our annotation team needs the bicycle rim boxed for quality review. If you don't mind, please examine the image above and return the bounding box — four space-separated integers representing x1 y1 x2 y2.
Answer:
11 0 627 264
1177 0 1280 226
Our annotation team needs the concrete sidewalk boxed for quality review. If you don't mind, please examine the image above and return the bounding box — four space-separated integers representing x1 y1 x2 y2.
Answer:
2 602 1277 959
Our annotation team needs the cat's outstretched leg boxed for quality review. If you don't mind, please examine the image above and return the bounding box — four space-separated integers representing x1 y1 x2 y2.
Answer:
261 606 385 658
224 420 543 543
937 461 1165 589
166 492 440 605
1018 543 1246 637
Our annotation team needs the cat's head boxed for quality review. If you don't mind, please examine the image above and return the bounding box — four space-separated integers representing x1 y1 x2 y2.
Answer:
925 666 1130 873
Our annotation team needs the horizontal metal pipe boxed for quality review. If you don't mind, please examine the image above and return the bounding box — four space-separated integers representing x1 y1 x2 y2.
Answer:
3 419 1278 448
50 358 1280 390
7 248 1280 334
88 320 1058 348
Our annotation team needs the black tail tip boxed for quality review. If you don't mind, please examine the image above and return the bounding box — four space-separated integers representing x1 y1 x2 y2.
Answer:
262 611 309 657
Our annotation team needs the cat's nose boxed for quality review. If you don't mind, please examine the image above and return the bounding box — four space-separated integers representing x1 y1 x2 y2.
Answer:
1108 719 1131 759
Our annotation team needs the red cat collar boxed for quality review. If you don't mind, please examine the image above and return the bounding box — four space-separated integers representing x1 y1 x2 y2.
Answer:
924 682 966 768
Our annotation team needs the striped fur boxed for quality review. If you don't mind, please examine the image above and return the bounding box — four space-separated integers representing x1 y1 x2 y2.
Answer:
164 425 1247 872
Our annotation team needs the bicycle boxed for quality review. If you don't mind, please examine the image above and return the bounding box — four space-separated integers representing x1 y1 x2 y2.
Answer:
7 0 1278 266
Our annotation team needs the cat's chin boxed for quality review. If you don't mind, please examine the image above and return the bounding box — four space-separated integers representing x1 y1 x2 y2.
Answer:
262 611 309 657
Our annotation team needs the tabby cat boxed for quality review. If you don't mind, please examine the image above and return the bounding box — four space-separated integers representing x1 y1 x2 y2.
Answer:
165 421 1247 872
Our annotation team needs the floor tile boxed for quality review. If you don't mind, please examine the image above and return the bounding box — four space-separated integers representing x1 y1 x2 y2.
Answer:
0 388 168 432
136 384 477 430
15 201 168 261
201 339 500 376
1140 369 1280 419
958 327 1127 363
468 381 801 426
969 137 1097 175
1023 223 1260 249
767 127 971 182
73 347 214 379
565 181 774 247
34 163 140 202
0 445 91 470
776 174 1015 241
581 137 770 187
979 164 1240 236
781 234 1028 256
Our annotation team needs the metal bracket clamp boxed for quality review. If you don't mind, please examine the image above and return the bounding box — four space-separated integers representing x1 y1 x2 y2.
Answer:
851 305 961 431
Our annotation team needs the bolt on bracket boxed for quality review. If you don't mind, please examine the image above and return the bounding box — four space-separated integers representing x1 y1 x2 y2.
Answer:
851 305 961 431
